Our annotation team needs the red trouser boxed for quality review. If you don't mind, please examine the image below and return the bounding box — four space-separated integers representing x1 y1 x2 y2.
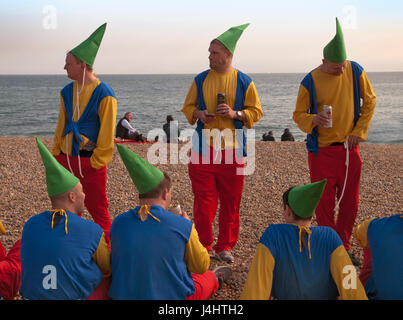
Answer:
0 240 21 300
188 147 244 253
359 247 372 285
55 155 111 244
186 271 219 300
308 145 362 251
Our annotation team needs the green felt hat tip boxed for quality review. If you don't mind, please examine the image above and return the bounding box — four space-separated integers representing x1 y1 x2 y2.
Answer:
216 23 250 54
70 23 107 66
116 144 164 195
36 138 79 198
323 17 347 63
288 179 327 219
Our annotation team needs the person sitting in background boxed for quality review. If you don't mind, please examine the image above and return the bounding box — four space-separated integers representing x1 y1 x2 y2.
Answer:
353 213 403 300
20 139 111 300
163 115 180 143
281 128 295 141
109 144 232 300
240 179 367 300
116 112 146 142
0 221 21 300
262 131 275 141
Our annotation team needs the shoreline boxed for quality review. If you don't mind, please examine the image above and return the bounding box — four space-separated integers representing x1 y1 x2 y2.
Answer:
0 137 402 299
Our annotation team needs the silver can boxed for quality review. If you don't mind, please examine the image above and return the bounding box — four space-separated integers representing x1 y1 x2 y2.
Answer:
323 106 332 128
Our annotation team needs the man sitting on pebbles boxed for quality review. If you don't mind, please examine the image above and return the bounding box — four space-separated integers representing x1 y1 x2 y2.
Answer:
108 144 231 300
19 138 111 300
240 180 367 300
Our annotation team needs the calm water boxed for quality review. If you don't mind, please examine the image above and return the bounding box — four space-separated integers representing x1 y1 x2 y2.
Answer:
0 72 402 144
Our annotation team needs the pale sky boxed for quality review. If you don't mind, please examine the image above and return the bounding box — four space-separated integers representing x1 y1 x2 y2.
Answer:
1 0 402 74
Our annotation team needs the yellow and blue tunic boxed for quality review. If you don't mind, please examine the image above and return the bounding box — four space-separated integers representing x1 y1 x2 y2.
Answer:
293 61 376 153
109 205 210 300
182 68 263 156
240 224 367 300
354 214 403 299
52 78 117 169
20 210 110 299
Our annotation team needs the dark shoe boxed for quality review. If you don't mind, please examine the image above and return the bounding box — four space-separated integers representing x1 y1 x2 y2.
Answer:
213 266 232 289
348 252 362 267
215 250 234 264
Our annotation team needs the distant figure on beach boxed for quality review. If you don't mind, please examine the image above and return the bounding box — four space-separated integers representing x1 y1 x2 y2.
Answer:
240 180 367 300
0 220 21 300
109 144 232 299
20 139 111 300
280 128 295 141
293 17 376 265
162 115 180 143
353 213 403 300
181 23 263 264
262 131 275 141
116 112 146 142
52 23 117 244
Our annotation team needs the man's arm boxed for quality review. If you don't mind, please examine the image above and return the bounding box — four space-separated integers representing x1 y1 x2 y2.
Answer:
184 225 210 274
52 95 67 156
92 233 111 276
240 243 274 300
241 82 263 129
293 85 318 133
329 245 368 300
91 96 117 169
350 70 377 141
121 119 136 134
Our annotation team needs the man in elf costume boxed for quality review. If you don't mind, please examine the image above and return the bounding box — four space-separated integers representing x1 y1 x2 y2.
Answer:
0 221 21 300
354 214 403 300
20 138 111 300
182 24 263 263
109 144 231 300
52 23 117 244
293 18 376 263
240 180 367 300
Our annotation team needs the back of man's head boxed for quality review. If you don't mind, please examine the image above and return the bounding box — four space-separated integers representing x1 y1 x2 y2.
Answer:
139 172 172 200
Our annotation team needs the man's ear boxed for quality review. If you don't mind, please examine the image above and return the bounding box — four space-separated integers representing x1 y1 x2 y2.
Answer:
67 190 76 203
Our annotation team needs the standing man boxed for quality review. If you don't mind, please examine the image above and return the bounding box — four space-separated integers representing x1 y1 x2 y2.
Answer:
182 24 263 263
52 23 117 244
293 18 376 262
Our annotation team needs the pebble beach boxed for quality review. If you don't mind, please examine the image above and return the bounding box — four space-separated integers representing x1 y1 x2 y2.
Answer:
0 137 402 300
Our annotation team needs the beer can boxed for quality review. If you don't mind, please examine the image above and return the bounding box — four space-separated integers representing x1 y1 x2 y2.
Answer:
323 105 332 128
170 205 182 215
217 93 226 106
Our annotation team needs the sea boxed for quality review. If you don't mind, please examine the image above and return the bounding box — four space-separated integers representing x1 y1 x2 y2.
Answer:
0 72 402 145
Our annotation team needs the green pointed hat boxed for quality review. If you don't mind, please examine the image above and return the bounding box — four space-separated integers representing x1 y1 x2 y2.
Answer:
288 179 327 219
36 138 80 198
116 144 164 195
70 23 107 67
323 18 347 63
216 23 250 54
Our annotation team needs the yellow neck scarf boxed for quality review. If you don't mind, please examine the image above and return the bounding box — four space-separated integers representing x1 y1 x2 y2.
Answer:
296 225 312 260
138 205 160 223
50 209 68 235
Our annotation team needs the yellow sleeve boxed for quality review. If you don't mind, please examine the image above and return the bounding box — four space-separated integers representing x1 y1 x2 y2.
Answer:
90 96 117 169
329 245 367 300
240 244 274 300
350 71 377 140
184 225 210 274
242 82 263 129
52 95 66 156
353 218 375 248
92 233 111 276
293 85 316 134
181 80 198 126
